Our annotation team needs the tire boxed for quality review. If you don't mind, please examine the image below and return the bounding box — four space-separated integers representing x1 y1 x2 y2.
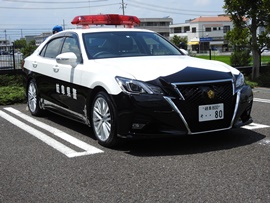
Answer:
27 79 43 116
91 91 119 148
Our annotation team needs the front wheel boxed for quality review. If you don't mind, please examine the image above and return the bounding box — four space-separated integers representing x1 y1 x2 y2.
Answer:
27 79 43 116
91 91 119 148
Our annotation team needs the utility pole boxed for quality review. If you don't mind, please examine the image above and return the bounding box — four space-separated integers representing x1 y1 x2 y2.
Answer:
121 0 126 15
4 30 7 41
62 19 65 30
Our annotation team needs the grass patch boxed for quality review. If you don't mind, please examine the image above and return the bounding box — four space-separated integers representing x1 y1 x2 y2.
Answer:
196 55 231 65
195 54 270 88
245 80 258 88
196 54 270 66
0 74 26 105
260 55 270 65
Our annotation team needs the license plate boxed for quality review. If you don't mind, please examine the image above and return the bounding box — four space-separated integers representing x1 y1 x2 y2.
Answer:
199 103 224 122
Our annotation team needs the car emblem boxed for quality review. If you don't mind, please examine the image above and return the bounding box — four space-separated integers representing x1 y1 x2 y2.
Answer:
207 90 215 99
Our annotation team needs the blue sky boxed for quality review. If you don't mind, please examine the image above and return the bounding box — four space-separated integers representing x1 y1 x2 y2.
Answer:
0 0 225 40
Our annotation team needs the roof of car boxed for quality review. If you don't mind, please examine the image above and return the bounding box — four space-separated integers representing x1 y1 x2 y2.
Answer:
59 27 154 35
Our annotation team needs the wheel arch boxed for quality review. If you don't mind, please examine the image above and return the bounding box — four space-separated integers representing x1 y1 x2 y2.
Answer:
87 86 120 147
86 86 117 120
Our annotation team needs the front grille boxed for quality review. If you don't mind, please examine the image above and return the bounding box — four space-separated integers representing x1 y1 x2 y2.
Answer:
173 80 236 133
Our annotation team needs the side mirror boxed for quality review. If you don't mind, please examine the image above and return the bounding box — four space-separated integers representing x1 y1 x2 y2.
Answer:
179 48 189 55
56 52 77 68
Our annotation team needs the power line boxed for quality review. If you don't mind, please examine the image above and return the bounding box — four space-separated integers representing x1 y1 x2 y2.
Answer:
127 0 223 16
3 0 107 3
0 3 118 9
127 3 221 17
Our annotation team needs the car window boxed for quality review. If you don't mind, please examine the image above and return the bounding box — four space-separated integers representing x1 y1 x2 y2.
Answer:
41 37 64 59
142 34 176 55
61 37 82 63
83 31 181 59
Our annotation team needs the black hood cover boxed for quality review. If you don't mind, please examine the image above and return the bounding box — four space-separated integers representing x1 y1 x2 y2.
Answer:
159 66 233 84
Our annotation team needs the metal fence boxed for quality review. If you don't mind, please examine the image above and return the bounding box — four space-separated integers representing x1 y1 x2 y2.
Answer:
0 44 23 71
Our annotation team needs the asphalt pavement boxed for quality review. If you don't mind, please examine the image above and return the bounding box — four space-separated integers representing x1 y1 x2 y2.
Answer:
0 88 269 203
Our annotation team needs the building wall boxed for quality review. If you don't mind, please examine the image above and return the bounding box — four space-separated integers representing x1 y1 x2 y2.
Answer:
137 18 173 38
170 15 233 53
34 32 51 46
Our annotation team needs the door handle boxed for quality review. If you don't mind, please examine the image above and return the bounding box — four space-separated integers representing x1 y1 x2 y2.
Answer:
32 62 37 68
53 65 59 73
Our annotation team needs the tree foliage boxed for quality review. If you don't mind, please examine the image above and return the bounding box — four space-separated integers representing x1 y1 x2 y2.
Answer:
224 0 270 79
21 40 37 58
170 35 187 49
225 26 250 47
13 38 37 57
13 38 27 50
225 26 252 67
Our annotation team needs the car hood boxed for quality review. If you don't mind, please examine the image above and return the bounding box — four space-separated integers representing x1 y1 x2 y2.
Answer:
94 55 239 83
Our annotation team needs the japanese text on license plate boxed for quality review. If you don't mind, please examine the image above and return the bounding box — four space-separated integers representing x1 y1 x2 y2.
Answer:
199 103 224 122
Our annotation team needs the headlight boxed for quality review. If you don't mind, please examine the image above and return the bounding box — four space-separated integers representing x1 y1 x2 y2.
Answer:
235 73 245 88
115 76 164 95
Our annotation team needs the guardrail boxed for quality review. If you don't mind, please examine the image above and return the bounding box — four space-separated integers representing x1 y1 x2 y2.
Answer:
236 65 269 76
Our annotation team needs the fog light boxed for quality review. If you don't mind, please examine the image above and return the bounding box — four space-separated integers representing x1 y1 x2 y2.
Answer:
132 123 145 129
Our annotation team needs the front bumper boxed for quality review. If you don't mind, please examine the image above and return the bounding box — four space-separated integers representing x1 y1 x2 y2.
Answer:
113 83 253 138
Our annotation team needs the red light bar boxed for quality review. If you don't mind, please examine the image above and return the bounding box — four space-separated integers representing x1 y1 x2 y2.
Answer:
71 14 140 27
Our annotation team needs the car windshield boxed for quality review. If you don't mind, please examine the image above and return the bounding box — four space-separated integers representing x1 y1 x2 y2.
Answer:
82 31 182 59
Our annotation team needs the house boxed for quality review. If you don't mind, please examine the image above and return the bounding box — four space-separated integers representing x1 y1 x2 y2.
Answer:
170 15 233 53
136 17 173 38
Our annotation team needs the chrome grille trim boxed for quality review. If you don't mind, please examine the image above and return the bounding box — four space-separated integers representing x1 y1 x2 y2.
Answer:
164 96 191 134
164 79 239 134
173 79 235 94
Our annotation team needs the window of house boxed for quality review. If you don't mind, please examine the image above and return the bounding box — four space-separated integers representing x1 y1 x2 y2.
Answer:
205 27 211 32
223 25 230 33
174 27 182 33
192 27 196 33
184 27 190 33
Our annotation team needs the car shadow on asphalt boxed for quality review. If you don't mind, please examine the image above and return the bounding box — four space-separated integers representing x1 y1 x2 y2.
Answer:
117 129 266 157
43 112 266 157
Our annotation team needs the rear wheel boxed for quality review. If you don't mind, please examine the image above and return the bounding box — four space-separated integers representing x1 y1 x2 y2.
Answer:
91 91 119 148
27 79 43 116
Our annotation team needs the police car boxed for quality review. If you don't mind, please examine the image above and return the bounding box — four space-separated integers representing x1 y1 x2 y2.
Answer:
23 14 253 147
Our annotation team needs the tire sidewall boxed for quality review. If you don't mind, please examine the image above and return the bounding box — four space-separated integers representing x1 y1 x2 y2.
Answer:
27 79 42 116
91 91 118 147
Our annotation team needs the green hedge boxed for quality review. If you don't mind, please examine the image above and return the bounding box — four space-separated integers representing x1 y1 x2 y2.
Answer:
0 74 26 105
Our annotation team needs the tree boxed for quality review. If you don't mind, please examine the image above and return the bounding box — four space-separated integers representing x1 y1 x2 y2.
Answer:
13 38 27 50
224 0 270 79
225 27 251 66
170 35 187 49
21 40 37 58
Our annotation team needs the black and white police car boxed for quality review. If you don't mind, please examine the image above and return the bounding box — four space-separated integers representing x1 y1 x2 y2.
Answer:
23 14 253 147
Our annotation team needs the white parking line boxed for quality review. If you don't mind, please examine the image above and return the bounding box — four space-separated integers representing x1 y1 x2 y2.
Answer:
241 123 270 130
254 98 270 104
0 108 103 158
258 139 270 146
